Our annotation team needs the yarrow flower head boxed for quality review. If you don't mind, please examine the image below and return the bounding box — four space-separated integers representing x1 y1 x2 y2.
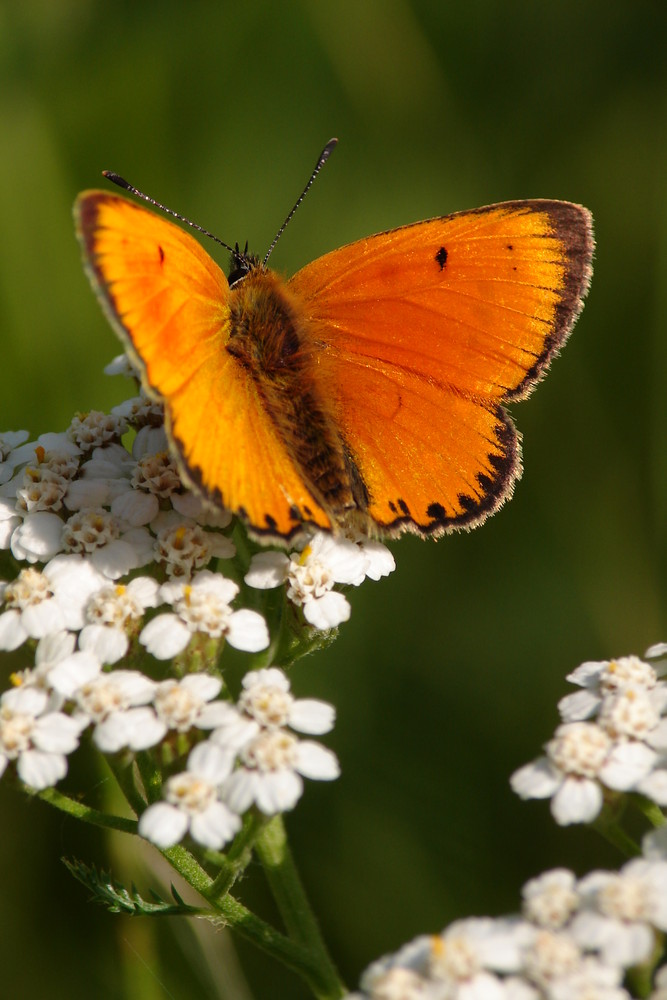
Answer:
511 644 667 825
245 530 394 629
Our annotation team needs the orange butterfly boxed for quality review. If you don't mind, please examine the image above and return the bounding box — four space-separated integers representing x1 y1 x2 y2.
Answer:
75 143 593 541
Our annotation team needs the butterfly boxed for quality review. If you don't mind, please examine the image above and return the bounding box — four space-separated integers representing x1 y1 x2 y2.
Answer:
75 143 593 542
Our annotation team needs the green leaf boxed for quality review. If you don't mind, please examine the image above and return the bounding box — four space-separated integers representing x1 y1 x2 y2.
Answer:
61 858 204 917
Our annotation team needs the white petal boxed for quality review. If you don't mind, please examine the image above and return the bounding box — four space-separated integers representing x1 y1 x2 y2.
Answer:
140 613 191 658
356 539 395 580
21 598 66 639
255 770 303 813
244 551 289 588
226 609 269 652
32 712 82 754
636 769 667 805
222 769 260 814
647 719 667 752
111 489 158 527
551 777 603 825
11 512 64 562
289 699 335 735
35 630 76 665
190 801 241 849
48 650 101 697
295 741 340 779
0 510 21 547
17 749 68 789
0 609 28 650
139 802 189 848
133 426 168 457
91 538 146 579
123 707 167 750
558 689 600 722
64 478 111 511
188 740 235 783
110 670 157 704
126 576 161 607
2 685 49 715
180 674 223 701
599 740 657 789
44 555 107 629
303 591 350 629
209 535 236 559
195 701 236 730
510 758 562 799
94 707 165 752
78 624 129 664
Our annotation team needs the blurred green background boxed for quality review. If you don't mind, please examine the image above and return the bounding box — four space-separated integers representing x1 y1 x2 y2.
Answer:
2 1 667 997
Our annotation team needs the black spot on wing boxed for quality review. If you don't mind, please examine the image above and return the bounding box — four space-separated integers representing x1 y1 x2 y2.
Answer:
435 246 448 270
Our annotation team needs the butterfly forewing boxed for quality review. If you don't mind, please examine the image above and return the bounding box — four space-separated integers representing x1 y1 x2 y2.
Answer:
75 192 332 537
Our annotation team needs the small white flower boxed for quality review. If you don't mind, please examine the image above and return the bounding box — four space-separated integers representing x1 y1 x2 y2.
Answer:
138 741 240 849
511 722 657 825
598 685 667 744
140 571 268 659
238 668 335 734
78 577 160 663
222 728 340 815
0 685 83 789
104 353 138 378
74 670 163 752
154 518 235 578
153 674 229 732
245 532 368 630
62 507 155 579
571 859 667 967
0 430 30 484
0 555 106 649
520 929 582 990
522 869 580 929
359 936 433 998
10 630 76 708
15 466 69 514
68 410 127 451
548 956 629 1000
111 393 164 426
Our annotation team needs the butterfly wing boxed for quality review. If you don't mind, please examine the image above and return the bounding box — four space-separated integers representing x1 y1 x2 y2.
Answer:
288 200 593 535
75 192 332 536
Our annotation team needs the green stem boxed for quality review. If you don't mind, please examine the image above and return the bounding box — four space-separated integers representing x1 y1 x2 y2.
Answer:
592 814 641 857
38 787 137 834
255 815 345 997
202 895 344 1000
633 795 667 829
160 838 345 999
205 812 270 902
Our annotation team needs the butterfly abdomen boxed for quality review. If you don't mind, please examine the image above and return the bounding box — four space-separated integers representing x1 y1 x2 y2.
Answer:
226 269 365 519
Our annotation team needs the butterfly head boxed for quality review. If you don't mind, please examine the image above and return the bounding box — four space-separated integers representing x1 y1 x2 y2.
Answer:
228 241 262 287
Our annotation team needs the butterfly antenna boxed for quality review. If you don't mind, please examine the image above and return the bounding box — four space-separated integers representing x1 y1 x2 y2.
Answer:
263 138 338 266
102 171 238 257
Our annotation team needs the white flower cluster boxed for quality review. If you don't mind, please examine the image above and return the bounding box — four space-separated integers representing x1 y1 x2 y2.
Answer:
511 646 667 825
138 667 340 849
347 837 667 1000
0 357 392 836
